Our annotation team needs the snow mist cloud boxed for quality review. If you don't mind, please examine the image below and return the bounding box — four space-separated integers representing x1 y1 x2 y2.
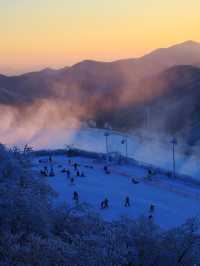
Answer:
0 99 86 148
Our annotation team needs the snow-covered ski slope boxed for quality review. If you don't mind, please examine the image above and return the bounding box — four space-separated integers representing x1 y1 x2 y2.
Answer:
13 127 200 178
32 153 200 229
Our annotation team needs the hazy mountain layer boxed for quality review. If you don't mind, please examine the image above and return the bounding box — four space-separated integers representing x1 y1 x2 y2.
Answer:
0 41 200 143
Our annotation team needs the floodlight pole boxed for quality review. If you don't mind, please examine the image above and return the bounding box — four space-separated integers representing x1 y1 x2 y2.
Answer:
171 137 177 178
173 142 175 177
125 137 128 161
104 132 110 162
121 137 128 162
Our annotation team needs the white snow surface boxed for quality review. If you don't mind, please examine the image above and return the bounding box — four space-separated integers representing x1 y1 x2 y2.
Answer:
32 154 200 229
8 127 200 177
0 127 200 179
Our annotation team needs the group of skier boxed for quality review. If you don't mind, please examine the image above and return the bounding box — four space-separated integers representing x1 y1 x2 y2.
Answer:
100 196 131 208
40 155 155 220
40 166 55 177
40 156 55 177
73 191 154 220
40 156 87 185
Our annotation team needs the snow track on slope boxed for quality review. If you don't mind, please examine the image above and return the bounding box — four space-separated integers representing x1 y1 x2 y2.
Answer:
111 168 200 202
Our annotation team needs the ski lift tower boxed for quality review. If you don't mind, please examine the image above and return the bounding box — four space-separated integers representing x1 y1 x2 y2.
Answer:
171 137 178 178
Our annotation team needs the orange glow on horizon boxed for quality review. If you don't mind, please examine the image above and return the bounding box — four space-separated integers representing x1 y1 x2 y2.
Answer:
0 0 200 74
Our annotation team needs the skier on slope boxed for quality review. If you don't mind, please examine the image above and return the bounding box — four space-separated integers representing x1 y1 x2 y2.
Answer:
104 165 108 172
131 177 139 184
44 166 48 176
76 170 80 177
104 165 110 174
49 155 52 163
149 204 155 213
73 191 79 204
147 169 156 181
124 196 130 207
61 168 67 173
104 198 109 208
74 163 78 171
148 214 153 221
100 198 109 209
148 169 153 176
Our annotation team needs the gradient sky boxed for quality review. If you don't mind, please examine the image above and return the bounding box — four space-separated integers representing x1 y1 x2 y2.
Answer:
1 0 200 74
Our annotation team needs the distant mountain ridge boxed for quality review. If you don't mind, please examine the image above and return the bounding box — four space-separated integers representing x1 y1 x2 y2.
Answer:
1 40 200 143
2 40 200 78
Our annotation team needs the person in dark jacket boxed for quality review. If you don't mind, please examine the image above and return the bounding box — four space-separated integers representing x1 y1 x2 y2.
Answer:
124 196 130 207
44 166 48 176
100 198 109 209
61 168 67 173
148 214 153 221
76 170 80 177
49 155 52 163
104 165 108 172
104 198 109 208
104 165 110 174
74 163 78 171
73 191 79 203
149 204 155 213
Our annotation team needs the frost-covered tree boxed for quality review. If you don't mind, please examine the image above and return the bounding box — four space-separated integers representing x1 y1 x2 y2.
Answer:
0 144 200 266
0 144 54 238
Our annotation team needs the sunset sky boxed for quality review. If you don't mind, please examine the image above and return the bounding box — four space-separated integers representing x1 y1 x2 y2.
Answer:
1 0 200 75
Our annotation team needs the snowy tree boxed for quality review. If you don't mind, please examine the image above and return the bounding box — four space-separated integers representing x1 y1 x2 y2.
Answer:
0 144 200 266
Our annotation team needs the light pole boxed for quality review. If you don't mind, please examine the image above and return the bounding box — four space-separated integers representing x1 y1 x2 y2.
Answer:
171 137 178 177
104 132 110 160
121 137 128 162
125 138 128 160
